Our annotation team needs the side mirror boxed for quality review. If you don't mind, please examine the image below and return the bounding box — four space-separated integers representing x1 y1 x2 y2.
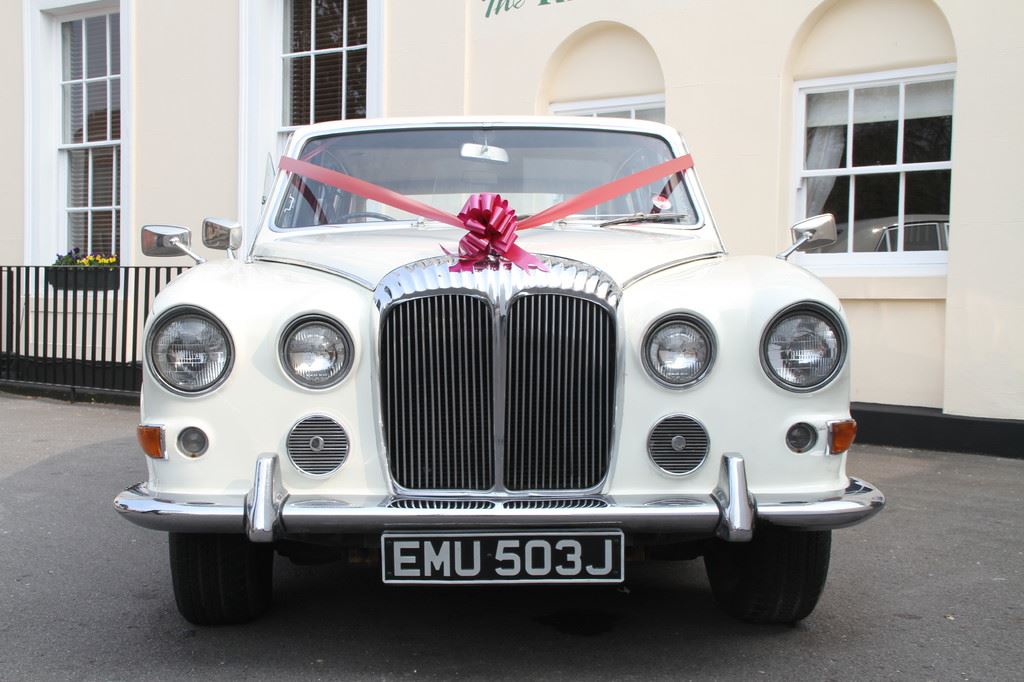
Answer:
202 217 243 252
777 214 837 260
141 225 206 264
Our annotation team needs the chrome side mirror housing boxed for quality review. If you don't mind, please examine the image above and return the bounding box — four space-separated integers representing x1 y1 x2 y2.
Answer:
777 214 837 260
202 217 243 252
141 225 206 264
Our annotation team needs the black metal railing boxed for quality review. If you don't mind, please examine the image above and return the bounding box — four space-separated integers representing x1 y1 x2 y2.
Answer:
0 266 188 398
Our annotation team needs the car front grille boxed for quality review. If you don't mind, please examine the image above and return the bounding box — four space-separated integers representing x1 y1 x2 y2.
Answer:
377 258 620 493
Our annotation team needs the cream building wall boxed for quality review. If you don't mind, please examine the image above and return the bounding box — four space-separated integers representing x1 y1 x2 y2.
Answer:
383 0 1023 421
1 4 24 264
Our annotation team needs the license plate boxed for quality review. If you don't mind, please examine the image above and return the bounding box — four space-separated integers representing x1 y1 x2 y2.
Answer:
381 530 624 584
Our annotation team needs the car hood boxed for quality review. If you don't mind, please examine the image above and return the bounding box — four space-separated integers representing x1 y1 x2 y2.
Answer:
252 224 724 289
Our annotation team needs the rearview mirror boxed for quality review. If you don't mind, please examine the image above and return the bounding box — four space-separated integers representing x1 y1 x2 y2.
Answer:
460 142 509 164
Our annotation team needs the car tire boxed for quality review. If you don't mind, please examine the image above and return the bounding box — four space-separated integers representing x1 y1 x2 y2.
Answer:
169 533 273 625
703 525 831 624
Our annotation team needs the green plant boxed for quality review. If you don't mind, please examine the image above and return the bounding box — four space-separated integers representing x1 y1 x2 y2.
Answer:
52 248 119 266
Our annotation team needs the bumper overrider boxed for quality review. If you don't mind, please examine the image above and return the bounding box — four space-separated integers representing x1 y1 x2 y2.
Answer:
114 454 884 543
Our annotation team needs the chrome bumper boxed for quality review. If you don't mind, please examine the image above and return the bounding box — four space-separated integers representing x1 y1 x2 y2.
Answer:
113 454 884 543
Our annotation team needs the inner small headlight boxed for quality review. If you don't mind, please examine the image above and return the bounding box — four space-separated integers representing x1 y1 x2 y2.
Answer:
762 304 845 391
281 316 353 388
149 308 233 394
643 314 715 387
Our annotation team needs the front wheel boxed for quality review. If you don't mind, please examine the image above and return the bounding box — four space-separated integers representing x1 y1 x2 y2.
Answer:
704 525 831 624
169 533 273 625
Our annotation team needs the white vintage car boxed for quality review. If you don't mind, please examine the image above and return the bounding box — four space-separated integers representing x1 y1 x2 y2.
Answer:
115 117 884 625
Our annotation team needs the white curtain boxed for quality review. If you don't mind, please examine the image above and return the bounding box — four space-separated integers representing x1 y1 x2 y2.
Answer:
804 125 846 215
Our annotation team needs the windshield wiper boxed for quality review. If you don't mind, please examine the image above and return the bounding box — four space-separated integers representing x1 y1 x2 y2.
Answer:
598 212 691 227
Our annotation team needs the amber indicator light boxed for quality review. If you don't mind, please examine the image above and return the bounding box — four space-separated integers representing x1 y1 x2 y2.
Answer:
828 419 857 455
137 425 165 459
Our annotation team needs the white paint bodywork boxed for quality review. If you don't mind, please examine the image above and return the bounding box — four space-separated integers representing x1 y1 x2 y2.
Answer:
139 117 851 502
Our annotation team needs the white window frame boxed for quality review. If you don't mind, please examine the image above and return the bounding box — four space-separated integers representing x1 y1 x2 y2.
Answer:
550 94 665 121
791 64 955 278
23 0 130 266
239 0 383 251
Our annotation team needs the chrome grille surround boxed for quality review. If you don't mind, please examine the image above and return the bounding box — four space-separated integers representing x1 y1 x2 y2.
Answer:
376 256 622 496
647 414 710 475
286 415 350 477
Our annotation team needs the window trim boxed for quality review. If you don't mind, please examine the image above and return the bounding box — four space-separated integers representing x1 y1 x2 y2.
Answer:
24 0 129 266
791 64 956 277
550 94 665 120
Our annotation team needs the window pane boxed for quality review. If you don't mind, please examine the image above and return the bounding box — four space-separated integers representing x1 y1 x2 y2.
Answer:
69 212 89 253
68 150 88 208
91 211 114 255
286 56 311 126
904 170 951 251
852 85 898 166
345 49 367 119
348 0 368 45
853 172 899 252
904 80 953 163
115 146 121 205
92 147 114 207
596 110 632 119
63 83 83 144
314 52 344 122
805 91 848 170
635 107 666 123
110 78 121 139
315 0 345 50
109 14 120 75
62 20 82 81
85 16 107 78
804 175 849 253
288 0 312 52
86 80 109 142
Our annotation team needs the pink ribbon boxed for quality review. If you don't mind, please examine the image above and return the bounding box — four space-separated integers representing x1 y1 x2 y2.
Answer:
279 152 694 273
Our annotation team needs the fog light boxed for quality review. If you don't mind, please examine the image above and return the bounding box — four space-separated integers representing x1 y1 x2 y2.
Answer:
178 427 209 458
786 423 818 453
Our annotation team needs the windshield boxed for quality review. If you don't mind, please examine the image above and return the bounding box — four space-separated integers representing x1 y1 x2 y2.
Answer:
274 127 699 229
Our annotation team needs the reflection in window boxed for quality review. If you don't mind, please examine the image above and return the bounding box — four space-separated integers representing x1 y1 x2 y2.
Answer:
799 70 953 254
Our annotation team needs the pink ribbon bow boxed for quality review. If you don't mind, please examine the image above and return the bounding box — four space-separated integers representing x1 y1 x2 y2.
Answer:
447 193 547 272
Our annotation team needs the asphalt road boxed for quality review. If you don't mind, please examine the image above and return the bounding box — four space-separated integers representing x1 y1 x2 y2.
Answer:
0 392 1022 681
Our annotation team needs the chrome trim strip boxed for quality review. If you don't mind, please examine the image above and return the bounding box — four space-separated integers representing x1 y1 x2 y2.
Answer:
757 478 885 530
252 255 375 290
114 455 885 536
621 253 724 289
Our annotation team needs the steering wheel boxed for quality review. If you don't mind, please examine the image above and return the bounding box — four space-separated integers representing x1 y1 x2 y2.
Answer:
335 211 394 223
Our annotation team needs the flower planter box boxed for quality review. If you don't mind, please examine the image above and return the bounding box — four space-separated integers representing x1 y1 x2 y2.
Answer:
45 267 120 292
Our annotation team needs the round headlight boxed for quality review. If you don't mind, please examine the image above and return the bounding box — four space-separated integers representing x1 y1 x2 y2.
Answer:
761 304 845 391
643 315 715 387
149 308 233 394
280 316 353 388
